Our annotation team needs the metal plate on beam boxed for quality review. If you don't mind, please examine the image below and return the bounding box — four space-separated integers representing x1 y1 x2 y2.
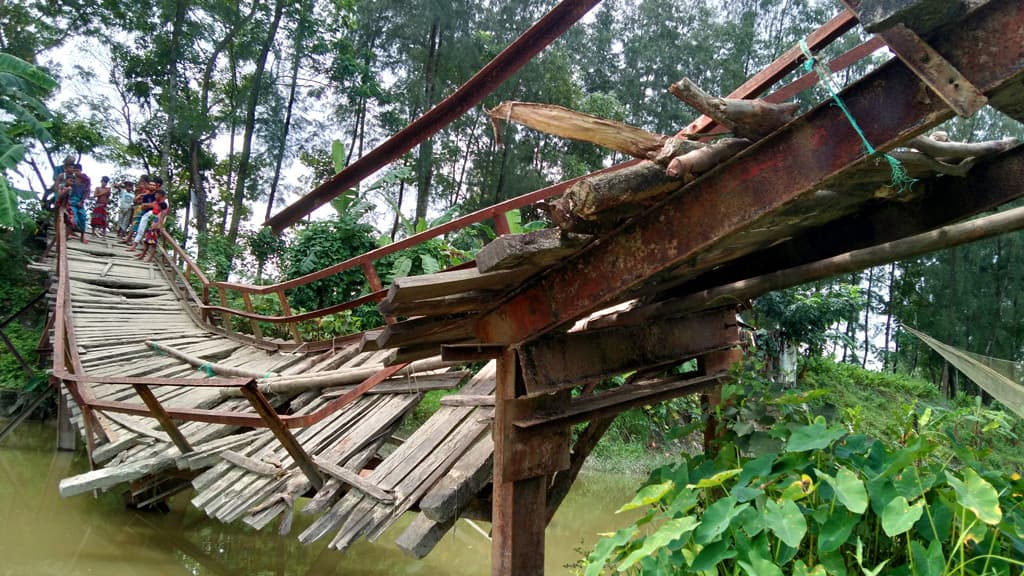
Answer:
880 24 987 117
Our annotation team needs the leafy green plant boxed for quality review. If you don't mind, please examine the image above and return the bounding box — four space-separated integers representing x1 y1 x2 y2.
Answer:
584 381 1024 575
0 53 56 229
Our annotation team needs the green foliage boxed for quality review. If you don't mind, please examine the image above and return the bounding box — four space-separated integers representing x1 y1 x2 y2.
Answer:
584 378 1024 575
281 213 378 313
0 52 55 229
752 284 863 356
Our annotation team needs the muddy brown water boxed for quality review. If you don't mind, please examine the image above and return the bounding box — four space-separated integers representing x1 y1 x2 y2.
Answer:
0 421 642 575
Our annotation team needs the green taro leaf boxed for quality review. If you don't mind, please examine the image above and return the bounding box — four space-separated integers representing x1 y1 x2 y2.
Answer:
390 256 413 279
617 481 674 513
910 539 945 576
818 510 858 553
585 526 636 576
787 417 846 452
881 496 924 537
688 468 741 489
792 560 828 576
737 545 783 576
616 516 698 571
694 496 747 544
818 466 868 514
689 539 737 571
420 254 440 274
947 468 1002 525
766 498 807 548
330 139 346 173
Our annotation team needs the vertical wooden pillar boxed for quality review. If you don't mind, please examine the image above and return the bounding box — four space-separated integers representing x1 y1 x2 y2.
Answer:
492 348 569 576
55 385 76 452
700 348 743 453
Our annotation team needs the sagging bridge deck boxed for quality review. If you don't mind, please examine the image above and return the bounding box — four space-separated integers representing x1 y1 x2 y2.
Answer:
39 0 1024 573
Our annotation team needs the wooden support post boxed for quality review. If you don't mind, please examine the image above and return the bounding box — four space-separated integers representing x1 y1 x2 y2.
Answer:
362 262 394 325
492 348 569 576
217 287 236 335
240 292 263 339
239 381 323 490
276 290 303 343
131 383 193 454
55 384 76 452
700 349 743 453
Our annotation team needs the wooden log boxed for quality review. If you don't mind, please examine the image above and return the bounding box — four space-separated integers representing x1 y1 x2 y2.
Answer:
598 201 1024 327
487 101 702 162
905 135 1018 160
546 161 683 233
666 138 751 181
145 340 270 379
669 77 800 140
377 315 476 348
475 228 591 273
227 356 453 396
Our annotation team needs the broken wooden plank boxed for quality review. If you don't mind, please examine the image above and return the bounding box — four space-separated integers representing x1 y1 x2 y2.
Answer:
315 457 395 504
475 228 591 273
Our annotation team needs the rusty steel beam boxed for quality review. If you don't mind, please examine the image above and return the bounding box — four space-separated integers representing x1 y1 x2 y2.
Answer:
650 145 1024 303
877 24 987 117
265 0 602 233
516 308 739 397
475 0 1024 346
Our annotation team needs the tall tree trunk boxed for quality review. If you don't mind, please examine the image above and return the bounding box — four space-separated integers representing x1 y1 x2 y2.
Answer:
862 267 874 368
161 0 189 186
266 0 310 222
224 0 285 278
222 46 239 236
391 180 405 241
189 4 257 260
414 18 441 225
883 262 896 371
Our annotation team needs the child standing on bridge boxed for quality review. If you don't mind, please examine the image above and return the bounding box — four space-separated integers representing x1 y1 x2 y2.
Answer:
135 189 168 263
90 176 111 238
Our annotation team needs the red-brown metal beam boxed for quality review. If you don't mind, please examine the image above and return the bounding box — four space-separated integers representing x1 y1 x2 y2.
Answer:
474 0 1024 346
265 0 602 233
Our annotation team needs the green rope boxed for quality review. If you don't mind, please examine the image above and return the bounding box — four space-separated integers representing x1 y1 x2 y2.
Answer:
150 342 165 356
800 40 916 193
198 362 215 377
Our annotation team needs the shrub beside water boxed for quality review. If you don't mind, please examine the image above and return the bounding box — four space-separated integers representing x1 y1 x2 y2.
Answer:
583 373 1024 575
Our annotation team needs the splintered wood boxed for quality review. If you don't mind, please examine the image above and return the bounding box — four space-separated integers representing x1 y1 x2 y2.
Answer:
52 239 488 556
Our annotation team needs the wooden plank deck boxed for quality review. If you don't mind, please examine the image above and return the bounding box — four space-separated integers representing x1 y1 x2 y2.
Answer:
50 238 488 556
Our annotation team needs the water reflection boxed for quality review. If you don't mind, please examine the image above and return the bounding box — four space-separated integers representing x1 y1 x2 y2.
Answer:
1 421 642 575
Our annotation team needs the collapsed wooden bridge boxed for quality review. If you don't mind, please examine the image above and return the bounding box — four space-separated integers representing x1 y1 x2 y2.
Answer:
40 0 1024 573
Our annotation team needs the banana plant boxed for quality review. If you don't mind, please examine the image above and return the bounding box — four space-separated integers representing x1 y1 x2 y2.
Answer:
0 53 56 229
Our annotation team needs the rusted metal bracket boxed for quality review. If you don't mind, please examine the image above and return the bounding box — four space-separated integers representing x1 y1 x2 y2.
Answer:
877 24 987 117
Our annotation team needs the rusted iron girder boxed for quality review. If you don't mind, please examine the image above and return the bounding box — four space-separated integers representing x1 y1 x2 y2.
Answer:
876 24 986 117
265 0 602 233
516 308 738 397
652 145 1024 302
475 0 1024 346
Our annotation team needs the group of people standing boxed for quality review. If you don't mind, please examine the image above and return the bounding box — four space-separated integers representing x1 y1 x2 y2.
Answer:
52 156 170 262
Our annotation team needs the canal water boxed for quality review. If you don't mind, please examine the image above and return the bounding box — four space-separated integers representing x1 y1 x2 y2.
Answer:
0 421 643 575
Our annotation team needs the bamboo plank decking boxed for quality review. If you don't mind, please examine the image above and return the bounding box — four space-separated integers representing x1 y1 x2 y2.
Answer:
50 238 492 555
